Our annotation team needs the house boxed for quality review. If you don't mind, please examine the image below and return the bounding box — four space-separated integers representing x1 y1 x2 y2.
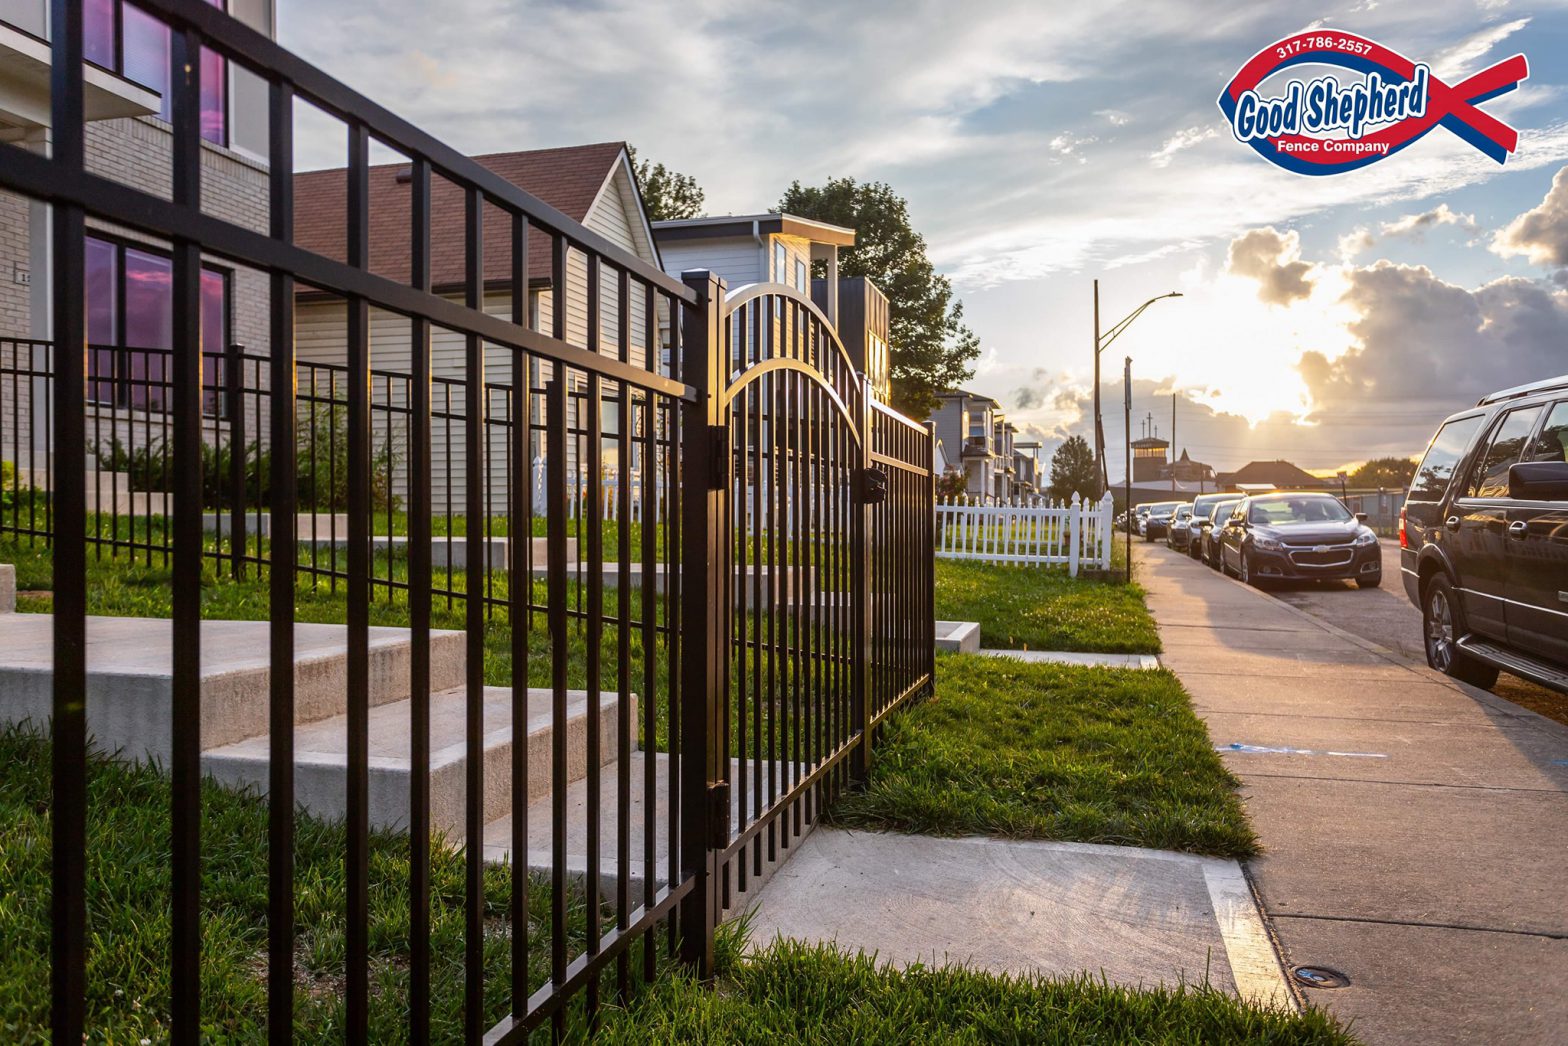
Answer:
1167 448 1215 486
1013 438 1041 494
929 388 1015 501
290 142 660 508
1217 459 1324 491
650 213 895 401
2 0 278 475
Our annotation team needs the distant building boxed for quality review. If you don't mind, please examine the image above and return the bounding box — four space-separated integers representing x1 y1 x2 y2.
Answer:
1167 448 1216 486
929 388 1016 500
1013 438 1042 494
1217 459 1324 491
1131 435 1169 482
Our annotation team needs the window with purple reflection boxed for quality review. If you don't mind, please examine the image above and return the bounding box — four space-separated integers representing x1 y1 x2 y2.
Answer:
115 0 228 145
83 0 116 67
86 237 118 405
124 248 173 410
121 3 169 118
201 269 227 415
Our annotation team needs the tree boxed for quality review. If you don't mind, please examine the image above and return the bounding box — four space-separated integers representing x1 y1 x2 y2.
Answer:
1048 435 1097 502
1348 456 1417 489
627 146 705 222
778 178 979 419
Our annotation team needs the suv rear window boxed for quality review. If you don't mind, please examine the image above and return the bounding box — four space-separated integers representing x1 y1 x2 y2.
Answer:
1409 414 1485 501
1466 405 1543 498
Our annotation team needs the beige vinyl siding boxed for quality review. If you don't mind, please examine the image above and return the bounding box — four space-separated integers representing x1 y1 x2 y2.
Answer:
290 160 663 513
659 237 762 289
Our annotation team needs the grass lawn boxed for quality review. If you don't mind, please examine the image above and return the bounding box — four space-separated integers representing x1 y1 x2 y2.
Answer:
599 938 1354 1045
828 654 1257 858
0 727 612 1041
0 728 1340 1043
934 558 1160 655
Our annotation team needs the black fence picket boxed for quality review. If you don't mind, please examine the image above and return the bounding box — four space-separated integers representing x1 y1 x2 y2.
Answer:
0 0 934 1039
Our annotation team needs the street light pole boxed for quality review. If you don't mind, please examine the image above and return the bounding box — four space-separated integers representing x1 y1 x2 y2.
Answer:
1093 279 1102 498
1124 355 1133 584
1094 287 1181 500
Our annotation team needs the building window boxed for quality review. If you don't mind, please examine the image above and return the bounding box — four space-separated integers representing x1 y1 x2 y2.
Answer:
86 234 230 415
85 0 229 145
774 242 787 285
795 259 806 292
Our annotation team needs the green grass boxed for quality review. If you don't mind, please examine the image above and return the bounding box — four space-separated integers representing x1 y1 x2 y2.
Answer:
0 727 1340 1042
935 558 1160 654
599 938 1354 1045
0 728 615 1042
828 654 1258 858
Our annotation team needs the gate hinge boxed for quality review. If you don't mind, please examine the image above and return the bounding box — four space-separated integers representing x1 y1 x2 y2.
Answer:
708 781 730 849
707 425 728 490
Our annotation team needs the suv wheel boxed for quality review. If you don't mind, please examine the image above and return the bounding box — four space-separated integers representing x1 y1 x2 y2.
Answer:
1422 575 1500 688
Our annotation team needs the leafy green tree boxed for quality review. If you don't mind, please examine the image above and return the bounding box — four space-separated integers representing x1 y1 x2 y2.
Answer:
778 178 979 419
1048 435 1098 502
1348 456 1417 489
628 146 705 222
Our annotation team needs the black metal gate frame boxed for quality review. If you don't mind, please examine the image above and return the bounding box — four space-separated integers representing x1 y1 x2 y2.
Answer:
0 1 935 1040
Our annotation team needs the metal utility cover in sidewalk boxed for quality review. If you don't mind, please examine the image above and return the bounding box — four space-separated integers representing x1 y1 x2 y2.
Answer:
742 828 1292 1010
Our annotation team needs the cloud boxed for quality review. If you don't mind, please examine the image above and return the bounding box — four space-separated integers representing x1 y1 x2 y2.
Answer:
1431 18 1530 79
1226 227 1315 306
1380 203 1477 238
1302 263 1568 410
1149 126 1217 168
1493 164 1568 267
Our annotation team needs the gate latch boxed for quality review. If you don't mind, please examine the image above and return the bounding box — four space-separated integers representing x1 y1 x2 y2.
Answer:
708 781 731 849
856 466 888 505
707 425 728 490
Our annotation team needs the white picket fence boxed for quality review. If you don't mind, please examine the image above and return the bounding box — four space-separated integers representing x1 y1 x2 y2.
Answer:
935 492 1114 575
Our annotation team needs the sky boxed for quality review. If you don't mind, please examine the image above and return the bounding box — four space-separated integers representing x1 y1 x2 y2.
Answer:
277 0 1568 478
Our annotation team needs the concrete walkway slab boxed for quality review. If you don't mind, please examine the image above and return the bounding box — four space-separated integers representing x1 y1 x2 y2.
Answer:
1135 543 1568 1044
977 649 1160 670
744 829 1292 1009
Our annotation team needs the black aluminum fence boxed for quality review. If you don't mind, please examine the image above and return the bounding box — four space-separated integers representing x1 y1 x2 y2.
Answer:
0 0 934 1040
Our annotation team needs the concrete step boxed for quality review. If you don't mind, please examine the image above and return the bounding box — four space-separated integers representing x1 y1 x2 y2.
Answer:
0 615 466 763
481 753 809 914
934 620 979 653
202 685 634 838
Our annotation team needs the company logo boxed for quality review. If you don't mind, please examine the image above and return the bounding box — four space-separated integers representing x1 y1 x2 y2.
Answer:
1218 30 1528 175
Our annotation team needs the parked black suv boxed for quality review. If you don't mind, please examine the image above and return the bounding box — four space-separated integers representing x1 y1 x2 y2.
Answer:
1401 375 1568 694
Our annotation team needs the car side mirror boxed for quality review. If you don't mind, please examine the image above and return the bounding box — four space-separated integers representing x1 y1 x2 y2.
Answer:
1508 460 1568 500
1355 511 1368 523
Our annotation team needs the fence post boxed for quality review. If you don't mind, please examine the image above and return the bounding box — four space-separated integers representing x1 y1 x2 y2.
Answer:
677 270 727 978
225 340 246 580
1068 492 1080 577
850 376 873 783
1099 492 1114 568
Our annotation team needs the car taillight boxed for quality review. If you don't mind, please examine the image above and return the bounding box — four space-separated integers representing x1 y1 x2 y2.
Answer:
1398 506 1408 549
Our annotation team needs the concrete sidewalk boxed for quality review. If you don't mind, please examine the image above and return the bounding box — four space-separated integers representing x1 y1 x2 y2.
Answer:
1136 543 1568 1045
744 828 1291 1008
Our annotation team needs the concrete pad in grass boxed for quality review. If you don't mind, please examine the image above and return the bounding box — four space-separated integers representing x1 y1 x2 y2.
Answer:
743 828 1292 1011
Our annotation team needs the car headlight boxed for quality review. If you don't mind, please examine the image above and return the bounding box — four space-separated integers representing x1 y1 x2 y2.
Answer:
1252 534 1281 551
1354 530 1378 546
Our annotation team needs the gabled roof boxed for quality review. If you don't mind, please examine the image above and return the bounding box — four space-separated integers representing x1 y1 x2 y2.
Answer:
292 142 631 291
1217 459 1323 488
936 388 1001 407
654 213 856 247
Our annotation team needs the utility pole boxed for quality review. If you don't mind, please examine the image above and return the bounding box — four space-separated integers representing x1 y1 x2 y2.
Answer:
1170 393 1176 495
1124 356 1133 584
1093 279 1102 498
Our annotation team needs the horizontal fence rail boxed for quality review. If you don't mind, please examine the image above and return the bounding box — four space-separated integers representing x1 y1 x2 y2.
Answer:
935 492 1114 574
0 3 936 1039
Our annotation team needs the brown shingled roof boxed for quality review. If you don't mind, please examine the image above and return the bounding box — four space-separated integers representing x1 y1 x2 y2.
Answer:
1216 459 1324 488
292 142 627 291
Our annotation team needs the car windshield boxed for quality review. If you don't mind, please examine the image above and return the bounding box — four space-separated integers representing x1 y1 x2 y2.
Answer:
1247 496 1352 525
1209 500 1239 521
1174 506 1193 519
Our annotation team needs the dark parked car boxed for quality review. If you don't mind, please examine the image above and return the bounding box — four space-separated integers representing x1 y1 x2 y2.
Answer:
1166 503 1196 551
1217 492 1382 587
1186 493 1236 560
1198 497 1242 568
1142 501 1180 541
1401 375 1568 693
